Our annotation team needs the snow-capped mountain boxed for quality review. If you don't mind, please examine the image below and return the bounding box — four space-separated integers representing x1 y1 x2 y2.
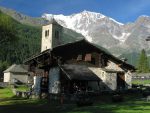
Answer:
42 11 150 55
42 10 125 43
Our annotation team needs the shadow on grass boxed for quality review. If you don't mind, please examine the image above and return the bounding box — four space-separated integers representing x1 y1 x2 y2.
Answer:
1 93 150 113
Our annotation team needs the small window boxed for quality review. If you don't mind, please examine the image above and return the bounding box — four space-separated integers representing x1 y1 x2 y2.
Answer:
85 54 91 61
45 30 47 37
45 30 49 37
55 30 59 39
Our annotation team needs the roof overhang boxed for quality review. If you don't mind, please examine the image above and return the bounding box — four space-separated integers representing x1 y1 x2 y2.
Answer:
60 64 101 81
23 49 51 65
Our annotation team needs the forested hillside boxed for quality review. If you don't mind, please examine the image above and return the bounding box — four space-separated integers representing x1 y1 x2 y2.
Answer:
0 11 41 75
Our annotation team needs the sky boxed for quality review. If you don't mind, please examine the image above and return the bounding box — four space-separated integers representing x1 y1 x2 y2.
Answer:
0 0 150 23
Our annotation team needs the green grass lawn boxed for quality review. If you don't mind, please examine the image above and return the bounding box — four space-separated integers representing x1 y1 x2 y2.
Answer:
1 87 150 113
132 79 150 85
0 87 14 98
15 85 30 92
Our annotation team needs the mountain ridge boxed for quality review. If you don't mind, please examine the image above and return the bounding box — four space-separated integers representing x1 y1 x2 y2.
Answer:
0 6 49 26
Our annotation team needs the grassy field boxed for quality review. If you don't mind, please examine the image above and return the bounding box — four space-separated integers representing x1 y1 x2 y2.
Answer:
0 87 14 98
132 79 150 85
1 87 150 113
15 85 30 92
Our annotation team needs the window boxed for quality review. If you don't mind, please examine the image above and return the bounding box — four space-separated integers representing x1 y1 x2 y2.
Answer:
45 30 49 37
55 30 59 39
85 54 91 61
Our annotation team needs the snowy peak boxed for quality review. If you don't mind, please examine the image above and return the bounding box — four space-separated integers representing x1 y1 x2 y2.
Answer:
80 10 106 19
42 11 124 42
41 10 150 55
42 10 123 26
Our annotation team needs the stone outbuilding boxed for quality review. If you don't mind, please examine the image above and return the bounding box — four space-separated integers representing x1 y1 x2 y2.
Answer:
3 64 29 84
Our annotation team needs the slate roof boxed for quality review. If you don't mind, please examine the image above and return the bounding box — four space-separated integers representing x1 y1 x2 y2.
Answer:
3 64 28 73
52 39 135 71
60 64 101 81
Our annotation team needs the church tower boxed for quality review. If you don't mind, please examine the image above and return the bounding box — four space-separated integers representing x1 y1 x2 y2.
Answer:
41 19 63 52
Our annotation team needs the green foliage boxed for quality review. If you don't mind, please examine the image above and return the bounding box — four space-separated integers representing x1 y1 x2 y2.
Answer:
0 11 41 67
0 61 10 72
0 11 17 45
137 49 150 73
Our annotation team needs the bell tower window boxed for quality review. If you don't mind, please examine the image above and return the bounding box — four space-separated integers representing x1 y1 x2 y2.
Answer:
45 30 49 37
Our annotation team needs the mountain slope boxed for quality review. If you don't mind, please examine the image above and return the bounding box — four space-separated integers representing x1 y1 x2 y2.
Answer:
0 6 49 26
0 10 41 64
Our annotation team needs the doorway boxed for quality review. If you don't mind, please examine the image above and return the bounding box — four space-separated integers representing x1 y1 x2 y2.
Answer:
117 72 125 90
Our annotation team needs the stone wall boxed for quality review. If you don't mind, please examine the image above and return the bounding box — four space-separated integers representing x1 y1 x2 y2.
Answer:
105 72 117 90
49 67 60 94
106 60 132 89
125 71 132 89
33 76 42 95
3 72 10 82
4 72 28 83
105 60 123 71
89 67 117 91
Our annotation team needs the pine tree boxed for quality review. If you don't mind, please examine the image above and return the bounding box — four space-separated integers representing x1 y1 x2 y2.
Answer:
137 49 149 73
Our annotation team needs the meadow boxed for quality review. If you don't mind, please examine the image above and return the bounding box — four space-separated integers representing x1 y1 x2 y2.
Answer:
0 87 150 113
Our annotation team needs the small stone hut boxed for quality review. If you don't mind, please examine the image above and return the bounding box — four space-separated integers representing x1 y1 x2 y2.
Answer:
3 64 29 83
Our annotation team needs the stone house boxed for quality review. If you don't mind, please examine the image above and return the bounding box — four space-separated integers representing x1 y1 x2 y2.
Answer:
24 20 135 96
3 64 29 83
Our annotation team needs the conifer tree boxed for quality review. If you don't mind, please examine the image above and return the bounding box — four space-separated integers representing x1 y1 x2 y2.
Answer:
137 49 149 73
